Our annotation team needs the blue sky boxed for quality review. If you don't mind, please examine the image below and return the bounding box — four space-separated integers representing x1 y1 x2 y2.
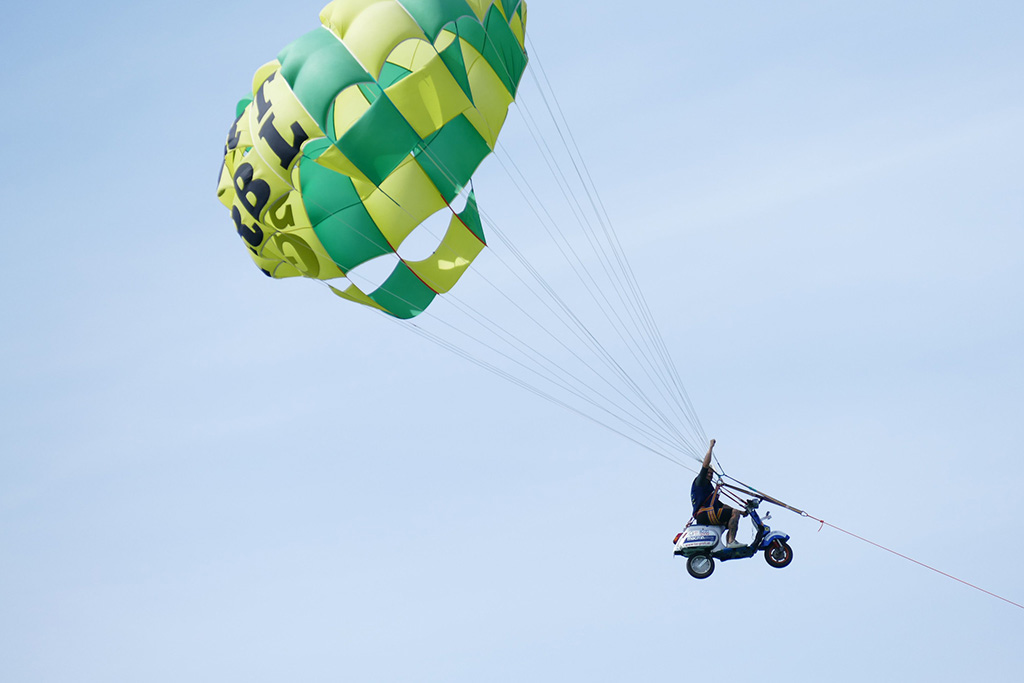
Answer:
2 1 1022 681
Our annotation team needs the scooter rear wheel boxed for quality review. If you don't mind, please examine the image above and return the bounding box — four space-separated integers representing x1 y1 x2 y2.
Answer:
686 554 715 579
764 539 793 568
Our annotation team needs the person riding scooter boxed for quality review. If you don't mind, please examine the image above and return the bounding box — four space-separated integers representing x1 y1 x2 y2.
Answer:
690 439 745 548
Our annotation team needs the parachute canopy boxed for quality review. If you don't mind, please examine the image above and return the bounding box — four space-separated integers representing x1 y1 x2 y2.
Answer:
217 0 528 318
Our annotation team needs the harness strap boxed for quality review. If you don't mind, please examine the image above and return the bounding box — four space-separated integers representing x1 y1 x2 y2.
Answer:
696 505 727 525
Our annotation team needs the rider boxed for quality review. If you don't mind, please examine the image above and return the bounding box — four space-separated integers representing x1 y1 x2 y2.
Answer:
690 439 744 548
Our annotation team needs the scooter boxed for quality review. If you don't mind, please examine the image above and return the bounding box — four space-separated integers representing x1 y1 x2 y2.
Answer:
672 497 793 579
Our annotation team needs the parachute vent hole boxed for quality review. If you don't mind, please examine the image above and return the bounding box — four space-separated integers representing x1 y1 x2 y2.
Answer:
398 188 472 262
448 188 470 214
329 276 353 292
345 253 401 293
398 206 456 262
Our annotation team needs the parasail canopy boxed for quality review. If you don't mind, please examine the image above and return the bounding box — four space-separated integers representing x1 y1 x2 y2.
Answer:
216 1 711 468
217 0 529 318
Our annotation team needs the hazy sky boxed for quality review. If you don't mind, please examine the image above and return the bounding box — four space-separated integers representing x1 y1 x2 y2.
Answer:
2 2 1022 681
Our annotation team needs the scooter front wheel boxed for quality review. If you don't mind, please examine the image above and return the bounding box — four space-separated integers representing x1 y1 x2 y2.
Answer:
764 539 793 568
686 554 715 579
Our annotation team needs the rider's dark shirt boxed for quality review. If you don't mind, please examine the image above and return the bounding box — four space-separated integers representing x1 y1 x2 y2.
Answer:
691 466 715 514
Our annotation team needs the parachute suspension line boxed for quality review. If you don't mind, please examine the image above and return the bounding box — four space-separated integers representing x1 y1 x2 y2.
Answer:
389 143 700 459
470 32 706 459
383 114 703 459
441 273 693 456
512 58 704 448
495 86 701 452
314 265 689 462
481 212 699 456
482 155 701 457
505 100 656 361
501 103 697 445
389 309 695 470
517 79 670 377
360 30 705 462
523 37 707 445
510 68 664 373
424 291 692 457
712 452 727 479
490 144 695 438
523 43 690 398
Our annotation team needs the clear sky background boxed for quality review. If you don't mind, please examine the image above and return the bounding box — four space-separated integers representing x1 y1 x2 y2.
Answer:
2 1 1022 681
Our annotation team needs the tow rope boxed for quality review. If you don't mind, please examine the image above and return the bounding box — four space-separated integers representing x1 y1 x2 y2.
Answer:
711 473 1023 611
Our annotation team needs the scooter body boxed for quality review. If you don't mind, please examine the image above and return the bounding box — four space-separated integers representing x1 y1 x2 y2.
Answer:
673 499 793 578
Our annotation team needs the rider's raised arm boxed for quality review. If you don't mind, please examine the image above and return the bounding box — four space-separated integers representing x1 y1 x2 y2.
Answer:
702 439 716 470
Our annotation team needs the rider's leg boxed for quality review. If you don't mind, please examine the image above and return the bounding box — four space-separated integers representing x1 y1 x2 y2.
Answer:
726 509 741 545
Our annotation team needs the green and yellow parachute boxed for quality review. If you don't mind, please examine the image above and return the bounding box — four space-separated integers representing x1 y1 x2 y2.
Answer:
217 0 528 318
